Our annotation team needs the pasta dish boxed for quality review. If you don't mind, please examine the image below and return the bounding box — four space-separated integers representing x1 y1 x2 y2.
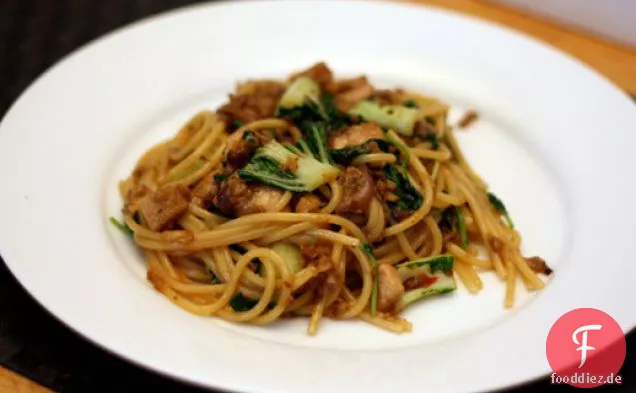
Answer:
112 63 551 334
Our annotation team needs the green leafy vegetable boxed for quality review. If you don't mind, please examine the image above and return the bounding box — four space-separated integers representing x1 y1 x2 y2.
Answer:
229 293 276 312
277 77 330 125
383 165 423 216
109 217 133 236
397 255 455 276
242 130 258 141
349 100 422 136
423 133 439 150
270 241 304 275
321 94 354 131
437 206 468 248
330 138 408 167
283 142 303 155
330 140 380 164
278 101 325 124
278 96 354 134
295 138 312 155
214 173 228 184
238 140 340 192
487 192 514 228
276 77 353 137
230 293 260 312
396 255 457 306
278 77 322 113
403 99 419 108
438 207 454 232
231 119 244 130
361 243 379 317
455 206 468 249
385 132 411 169
330 139 389 164
304 122 334 164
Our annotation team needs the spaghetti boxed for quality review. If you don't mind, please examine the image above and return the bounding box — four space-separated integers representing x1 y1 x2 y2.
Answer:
114 62 551 335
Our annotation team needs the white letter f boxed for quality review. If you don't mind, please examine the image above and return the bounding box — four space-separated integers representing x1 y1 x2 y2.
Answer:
572 324 602 368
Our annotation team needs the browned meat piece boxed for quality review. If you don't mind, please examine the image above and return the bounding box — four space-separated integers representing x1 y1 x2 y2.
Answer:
336 166 375 214
215 173 286 216
139 184 191 231
413 120 437 140
191 172 218 207
488 236 503 253
300 243 332 272
329 123 384 149
371 89 404 105
125 182 150 205
526 256 553 275
441 230 459 247
344 213 367 227
377 264 405 313
458 110 479 129
376 178 399 203
224 130 273 169
327 76 367 94
290 62 333 90
328 76 375 111
324 297 350 318
217 81 285 124
295 194 322 213
335 86 374 111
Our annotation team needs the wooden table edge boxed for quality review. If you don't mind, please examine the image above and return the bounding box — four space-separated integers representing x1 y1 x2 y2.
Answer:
0 367 53 393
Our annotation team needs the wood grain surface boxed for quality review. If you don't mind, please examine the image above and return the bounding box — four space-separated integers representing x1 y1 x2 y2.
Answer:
1 0 634 391
0 367 52 393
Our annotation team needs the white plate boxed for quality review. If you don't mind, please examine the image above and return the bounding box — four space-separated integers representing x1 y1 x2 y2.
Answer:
1 1 635 392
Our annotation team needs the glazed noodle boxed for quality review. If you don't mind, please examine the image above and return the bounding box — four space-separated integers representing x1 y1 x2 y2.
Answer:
114 62 552 335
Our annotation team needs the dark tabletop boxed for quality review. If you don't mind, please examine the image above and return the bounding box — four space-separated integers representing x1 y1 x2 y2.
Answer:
0 1 634 392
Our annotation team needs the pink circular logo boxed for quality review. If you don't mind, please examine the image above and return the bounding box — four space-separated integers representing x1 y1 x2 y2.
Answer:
546 308 626 388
